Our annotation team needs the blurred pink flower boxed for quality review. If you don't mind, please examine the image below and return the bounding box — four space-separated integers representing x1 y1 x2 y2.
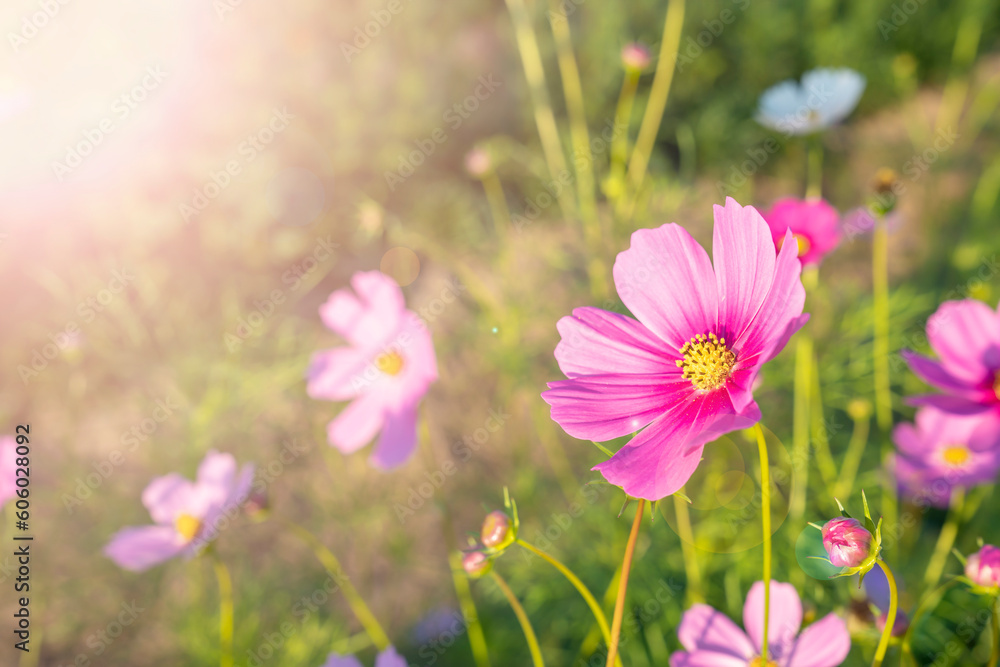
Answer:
893 406 1000 508
322 647 407 667
902 299 1000 417
821 517 872 568
762 197 841 266
670 581 850 666
0 436 16 507
307 271 438 469
621 43 651 71
105 451 254 572
966 544 1000 588
543 198 808 500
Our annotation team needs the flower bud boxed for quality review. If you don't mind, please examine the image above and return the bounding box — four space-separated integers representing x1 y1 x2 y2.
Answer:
481 510 514 550
462 550 492 578
847 398 872 421
621 43 651 72
243 489 270 521
464 148 492 178
966 545 1000 588
822 517 873 568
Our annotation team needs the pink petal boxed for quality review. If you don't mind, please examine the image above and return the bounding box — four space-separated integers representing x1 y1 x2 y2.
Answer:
670 649 750 667
784 613 851 667
677 603 755 657
328 392 387 454
592 391 760 500
554 307 677 378
907 394 993 415
901 350 976 395
105 525 186 572
141 474 197 525
543 372 692 442
319 271 405 350
307 347 373 401
763 198 841 266
891 422 924 457
713 198 778 348
369 406 419 469
743 581 801 659
927 300 1000 383
613 223 718 353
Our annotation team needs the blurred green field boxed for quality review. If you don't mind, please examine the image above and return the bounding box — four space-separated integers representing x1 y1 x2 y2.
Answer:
3 0 1000 665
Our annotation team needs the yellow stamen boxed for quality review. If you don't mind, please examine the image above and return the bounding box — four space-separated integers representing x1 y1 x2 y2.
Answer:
941 444 970 467
175 514 201 542
748 658 777 667
375 351 405 376
778 232 812 257
676 333 736 391
994 372 1000 400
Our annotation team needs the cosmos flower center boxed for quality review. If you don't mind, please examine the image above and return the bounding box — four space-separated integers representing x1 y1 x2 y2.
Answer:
676 333 736 391
993 372 1000 400
778 232 812 257
941 444 970 467
748 657 777 667
175 513 202 542
375 351 405 376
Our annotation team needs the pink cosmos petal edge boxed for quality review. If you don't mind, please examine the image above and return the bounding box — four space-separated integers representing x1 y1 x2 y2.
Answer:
544 198 808 500
762 197 841 267
105 450 255 572
307 271 438 470
670 581 850 667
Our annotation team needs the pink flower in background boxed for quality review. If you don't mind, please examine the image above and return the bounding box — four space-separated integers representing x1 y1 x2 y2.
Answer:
543 198 808 500
105 451 254 572
307 271 438 469
903 299 1000 416
762 198 841 266
0 437 16 507
893 406 1000 508
322 647 407 667
966 545 1000 588
821 517 873 568
670 581 850 667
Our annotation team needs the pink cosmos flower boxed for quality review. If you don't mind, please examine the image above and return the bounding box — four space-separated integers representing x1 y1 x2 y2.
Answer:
893 406 1000 508
322 647 407 667
761 198 841 266
105 451 254 572
902 299 1000 416
966 545 1000 588
543 198 808 500
307 271 438 469
0 437 16 507
671 581 851 666
821 517 872 568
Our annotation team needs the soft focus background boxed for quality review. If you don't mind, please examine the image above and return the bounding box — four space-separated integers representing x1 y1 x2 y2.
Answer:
2 0 1000 664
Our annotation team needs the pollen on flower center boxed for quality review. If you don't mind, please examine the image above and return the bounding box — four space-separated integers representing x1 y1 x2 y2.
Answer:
747 657 777 667
676 333 736 391
375 351 405 376
993 372 1000 400
941 444 971 467
778 232 812 257
175 513 201 542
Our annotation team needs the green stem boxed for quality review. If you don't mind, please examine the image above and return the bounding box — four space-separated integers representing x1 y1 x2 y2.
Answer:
789 331 813 528
990 596 999 667
481 172 511 245
448 550 493 667
872 559 898 667
210 553 234 667
607 499 646 667
608 71 640 209
753 424 772 659
809 350 838 489
282 520 390 651
672 494 704 604
872 218 892 432
517 539 622 667
806 139 823 199
923 487 965 589
835 410 871 499
492 572 545 667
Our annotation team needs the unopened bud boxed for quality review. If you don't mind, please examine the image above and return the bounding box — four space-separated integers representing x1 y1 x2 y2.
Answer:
462 550 492 578
822 517 873 568
481 511 514 550
464 148 492 178
966 545 1000 588
621 43 651 72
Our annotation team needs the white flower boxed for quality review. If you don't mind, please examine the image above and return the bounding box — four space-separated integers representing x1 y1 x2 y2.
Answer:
756 67 866 136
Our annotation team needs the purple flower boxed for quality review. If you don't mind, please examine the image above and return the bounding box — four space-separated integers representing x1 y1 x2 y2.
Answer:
670 581 850 666
105 451 254 572
822 517 872 568
322 646 407 667
0 437 16 508
543 198 808 500
902 299 1000 416
966 545 1000 588
893 407 1000 508
307 271 438 469
864 566 909 637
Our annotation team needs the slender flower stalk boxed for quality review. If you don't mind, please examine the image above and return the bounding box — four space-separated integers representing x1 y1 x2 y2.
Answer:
789 326 813 537
672 494 704 604
492 571 545 667
835 402 872 499
480 171 511 245
606 499 645 667
806 138 824 199
872 214 892 432
516 539 621 667
923 487 965 589
752 424 772 657
448 550 493 667
210 553 234 667
872 559 898 667
990 595 1000 667
607 70 641 208
282 520 390 651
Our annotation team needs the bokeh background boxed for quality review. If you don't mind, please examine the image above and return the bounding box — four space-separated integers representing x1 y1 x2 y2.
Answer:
2 0 1000 664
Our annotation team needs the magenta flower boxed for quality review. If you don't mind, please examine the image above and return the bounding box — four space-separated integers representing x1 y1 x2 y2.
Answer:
902 299 1000 416
0 437 15 508
966 545 1000 588
322 647 407 667
671 581 850 666
543 198 808 500
893 406 1000 508
621 43 651 71
105 451 254 572
307 271 438 469
762 198 841 266
821 517 873 568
